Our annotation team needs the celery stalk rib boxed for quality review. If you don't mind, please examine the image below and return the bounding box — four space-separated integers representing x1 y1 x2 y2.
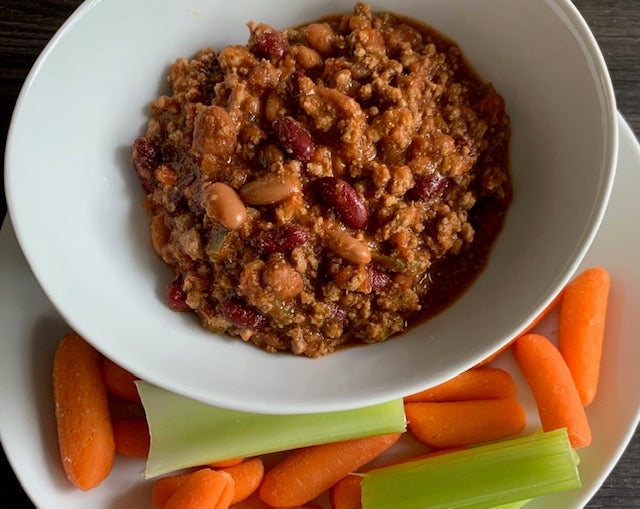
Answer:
361 429 580 509
136 381 406 478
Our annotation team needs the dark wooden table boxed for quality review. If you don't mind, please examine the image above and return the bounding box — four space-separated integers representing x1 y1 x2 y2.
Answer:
1 1 638 507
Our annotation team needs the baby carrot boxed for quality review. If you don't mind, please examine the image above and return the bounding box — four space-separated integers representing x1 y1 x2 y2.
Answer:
558 267 610 406
152 473 188 509
259 433 401 507
102 358 141 403
404 399 526 448
52 333 115 491
329 447 467 509
220 458 264 504
513 333 592 448
165 468 234 509
113 418 150 458
404 367 516 403
207 457 245 468
330 474 363 509
475 290 563 367
230 492 272 509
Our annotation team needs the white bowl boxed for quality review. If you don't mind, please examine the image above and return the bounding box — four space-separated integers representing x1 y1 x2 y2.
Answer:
5 0 617 414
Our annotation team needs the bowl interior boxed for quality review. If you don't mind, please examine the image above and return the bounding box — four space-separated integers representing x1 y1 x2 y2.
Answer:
6 0 616 413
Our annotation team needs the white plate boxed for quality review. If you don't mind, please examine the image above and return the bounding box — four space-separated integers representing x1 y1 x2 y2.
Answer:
0 113 637 508
4 0 617 415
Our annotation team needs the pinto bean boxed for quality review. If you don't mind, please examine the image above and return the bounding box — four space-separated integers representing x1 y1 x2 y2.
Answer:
325 230 371 265
201 182 247 229
292 45 323 70
240 173 301 205
304 23 335 55
265 91 288 123
263 256 304 299
192 106 237 158
258 143 285 170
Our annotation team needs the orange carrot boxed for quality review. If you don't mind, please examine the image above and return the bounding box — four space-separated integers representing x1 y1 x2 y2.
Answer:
230 492 273 509
475 290 563 367
513 333 592 448
52 333 115 491
404 367 516 403
330 474 363 509
275 506 323 509
108 396 145 421
404 399 525 448
558 267 610 406
152 473 188 509
113 418 150 458
259 433 401 507
208 457 245 468
386 446 468 466
102 358 141 403
329 447 467 509
221 458 264 504
165 468 234 509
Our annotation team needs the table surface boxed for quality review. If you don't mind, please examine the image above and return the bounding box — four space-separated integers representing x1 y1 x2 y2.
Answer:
1 1 638 507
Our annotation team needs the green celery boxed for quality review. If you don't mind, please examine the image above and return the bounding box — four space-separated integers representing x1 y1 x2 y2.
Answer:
136 381 406 478
361 429 580 509
492 500 530 509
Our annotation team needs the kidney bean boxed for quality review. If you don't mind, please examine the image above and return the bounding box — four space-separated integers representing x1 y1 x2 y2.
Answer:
325 230 371 265
165 277 190 312
272 116 315 162
254 30 289 60
331 306 348 326
131 137 160 193
252 225 309 254
287 70 307 105
368 265 392 293
408 173 447 201
313 177 369 229
221 299 268 329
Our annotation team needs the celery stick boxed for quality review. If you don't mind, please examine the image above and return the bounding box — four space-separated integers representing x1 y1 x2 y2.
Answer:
492 500 530 509
136 381 406 478
361 429 580 509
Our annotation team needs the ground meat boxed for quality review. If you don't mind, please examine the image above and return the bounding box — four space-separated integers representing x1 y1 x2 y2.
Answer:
131 3 511 357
